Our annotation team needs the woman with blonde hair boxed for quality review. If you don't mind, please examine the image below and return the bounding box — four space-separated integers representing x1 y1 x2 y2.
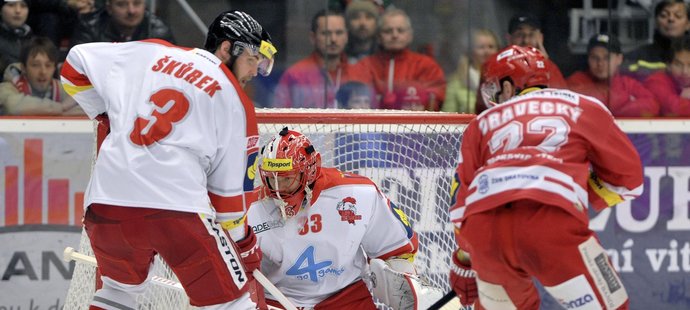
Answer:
442 28 499 113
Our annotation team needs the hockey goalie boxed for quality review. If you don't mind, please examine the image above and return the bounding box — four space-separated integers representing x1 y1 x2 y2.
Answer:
245 128 443 309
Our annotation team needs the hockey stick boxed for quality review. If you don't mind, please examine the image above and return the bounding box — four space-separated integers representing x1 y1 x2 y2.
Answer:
63 246 184 291
427 290 455 310
427 290 474 310
63 247 297 310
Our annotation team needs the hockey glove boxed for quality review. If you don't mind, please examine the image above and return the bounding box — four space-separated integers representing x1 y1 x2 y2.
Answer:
236 227 262 275
449 249 478 306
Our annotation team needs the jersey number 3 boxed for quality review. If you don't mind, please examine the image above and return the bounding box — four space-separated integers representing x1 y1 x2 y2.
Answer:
130 88 190 146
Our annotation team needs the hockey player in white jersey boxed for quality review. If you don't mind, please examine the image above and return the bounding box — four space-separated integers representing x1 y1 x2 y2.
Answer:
247 128 441 310
60 11 277 309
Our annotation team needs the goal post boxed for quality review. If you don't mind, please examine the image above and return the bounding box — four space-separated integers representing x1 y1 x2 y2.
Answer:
63 109 473 309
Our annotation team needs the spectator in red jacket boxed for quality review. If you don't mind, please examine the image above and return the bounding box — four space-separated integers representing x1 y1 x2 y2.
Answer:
567 33 659 117
273 9 353 108
351 7 445 111
644 34 690 116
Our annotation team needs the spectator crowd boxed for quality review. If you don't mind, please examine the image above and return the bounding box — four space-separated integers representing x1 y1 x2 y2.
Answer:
1 0 690 116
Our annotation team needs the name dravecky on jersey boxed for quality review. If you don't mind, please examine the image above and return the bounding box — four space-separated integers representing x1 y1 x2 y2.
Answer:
478 100 583 135
151 55 222 97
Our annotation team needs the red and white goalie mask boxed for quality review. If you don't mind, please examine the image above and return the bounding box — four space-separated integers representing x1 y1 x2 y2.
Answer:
480 45 550 106
258 128 321 218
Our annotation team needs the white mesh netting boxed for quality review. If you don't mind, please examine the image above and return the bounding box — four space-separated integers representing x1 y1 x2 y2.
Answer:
63 109 471 309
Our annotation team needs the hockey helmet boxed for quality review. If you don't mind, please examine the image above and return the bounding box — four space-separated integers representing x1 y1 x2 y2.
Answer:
259 127 321 218
204 10 277 76
480 45 549 106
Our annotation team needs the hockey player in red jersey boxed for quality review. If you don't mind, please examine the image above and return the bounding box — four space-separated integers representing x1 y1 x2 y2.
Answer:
247 128 443 309
448 45 644 309
60 11 277 309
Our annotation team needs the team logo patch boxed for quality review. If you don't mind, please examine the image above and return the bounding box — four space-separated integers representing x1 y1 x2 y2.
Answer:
478 174 490 194
336 197 362 225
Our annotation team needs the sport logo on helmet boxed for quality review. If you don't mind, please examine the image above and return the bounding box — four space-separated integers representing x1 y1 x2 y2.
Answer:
262 158 292 171
496 48 515 61
336 197 362 225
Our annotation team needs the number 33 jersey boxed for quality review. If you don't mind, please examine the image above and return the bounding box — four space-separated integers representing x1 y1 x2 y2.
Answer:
61 40 259 216
247 167 418 307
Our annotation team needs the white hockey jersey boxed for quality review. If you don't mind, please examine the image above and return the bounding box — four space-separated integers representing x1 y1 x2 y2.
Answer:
61 39 259 217
247 168 418 307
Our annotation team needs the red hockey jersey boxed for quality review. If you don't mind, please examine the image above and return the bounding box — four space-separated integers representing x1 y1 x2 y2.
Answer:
449 88 644 227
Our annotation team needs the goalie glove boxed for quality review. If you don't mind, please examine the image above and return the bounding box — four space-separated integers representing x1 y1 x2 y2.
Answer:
449 249 477 306
369 258 444 310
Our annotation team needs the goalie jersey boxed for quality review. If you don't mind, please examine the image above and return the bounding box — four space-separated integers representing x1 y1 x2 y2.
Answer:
450 89 644 227
61 40 259 217
247 168 418 307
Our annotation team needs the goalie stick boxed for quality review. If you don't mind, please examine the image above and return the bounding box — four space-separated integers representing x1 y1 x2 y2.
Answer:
427 290 474 310
63 247 298 310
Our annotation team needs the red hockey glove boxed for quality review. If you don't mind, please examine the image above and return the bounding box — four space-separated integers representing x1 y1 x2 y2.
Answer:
236 227 262 274
235 228 267 309
449 249 478 306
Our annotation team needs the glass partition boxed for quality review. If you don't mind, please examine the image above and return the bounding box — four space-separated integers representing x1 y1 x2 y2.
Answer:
159 0 670 117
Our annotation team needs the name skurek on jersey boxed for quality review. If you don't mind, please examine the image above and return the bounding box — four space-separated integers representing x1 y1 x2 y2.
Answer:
151 55 222 98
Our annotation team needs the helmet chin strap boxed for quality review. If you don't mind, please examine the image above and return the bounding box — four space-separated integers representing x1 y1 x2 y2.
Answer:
275 186 313 220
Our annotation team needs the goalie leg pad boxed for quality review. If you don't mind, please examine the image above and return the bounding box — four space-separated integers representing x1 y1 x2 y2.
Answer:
369 258 443 310
91 275 150 310
198 291 256 310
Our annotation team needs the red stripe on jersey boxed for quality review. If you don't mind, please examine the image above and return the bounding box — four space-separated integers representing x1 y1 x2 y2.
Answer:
209 190 259 214
545 175 574 192
61 61 92 86
219 64 258 136
140 38 193 51
377 232 419 260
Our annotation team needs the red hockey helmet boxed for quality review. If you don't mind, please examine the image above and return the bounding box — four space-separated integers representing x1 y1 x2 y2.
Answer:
480 45 549 106
258 128 321 217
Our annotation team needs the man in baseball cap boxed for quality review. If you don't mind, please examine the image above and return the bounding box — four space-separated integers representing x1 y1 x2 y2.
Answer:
566 33 659 116
505 12 566 87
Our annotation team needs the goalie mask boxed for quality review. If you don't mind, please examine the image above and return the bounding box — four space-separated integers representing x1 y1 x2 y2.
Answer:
480 45 549 106
259 127 321 218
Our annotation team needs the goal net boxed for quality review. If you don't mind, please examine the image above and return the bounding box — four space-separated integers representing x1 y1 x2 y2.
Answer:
63 109 472 309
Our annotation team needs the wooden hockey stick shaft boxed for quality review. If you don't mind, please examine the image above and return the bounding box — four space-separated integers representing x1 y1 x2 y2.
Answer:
63 247 297 310
62 246 183 291
252 269 297 310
